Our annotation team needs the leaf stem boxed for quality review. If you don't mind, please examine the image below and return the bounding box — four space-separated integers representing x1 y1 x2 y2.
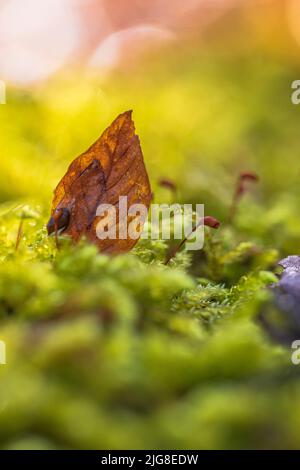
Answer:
164 216 220 265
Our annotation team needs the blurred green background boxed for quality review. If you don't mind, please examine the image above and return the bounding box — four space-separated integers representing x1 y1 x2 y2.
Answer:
1 0 300 450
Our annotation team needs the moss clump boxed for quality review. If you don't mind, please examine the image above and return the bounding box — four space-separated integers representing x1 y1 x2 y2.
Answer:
0 204 294 450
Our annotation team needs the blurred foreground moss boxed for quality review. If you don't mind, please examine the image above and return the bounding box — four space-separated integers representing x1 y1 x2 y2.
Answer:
0 203 296 450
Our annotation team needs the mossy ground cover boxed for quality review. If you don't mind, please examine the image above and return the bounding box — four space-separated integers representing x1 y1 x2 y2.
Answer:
0 49 300 449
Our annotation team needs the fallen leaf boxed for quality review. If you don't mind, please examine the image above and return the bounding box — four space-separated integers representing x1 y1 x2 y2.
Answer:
47 110 152 253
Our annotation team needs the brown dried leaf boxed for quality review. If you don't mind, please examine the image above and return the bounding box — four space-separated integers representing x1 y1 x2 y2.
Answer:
47 110 152 254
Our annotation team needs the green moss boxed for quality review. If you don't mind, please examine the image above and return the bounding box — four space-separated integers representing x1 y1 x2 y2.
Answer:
0 48 299 449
